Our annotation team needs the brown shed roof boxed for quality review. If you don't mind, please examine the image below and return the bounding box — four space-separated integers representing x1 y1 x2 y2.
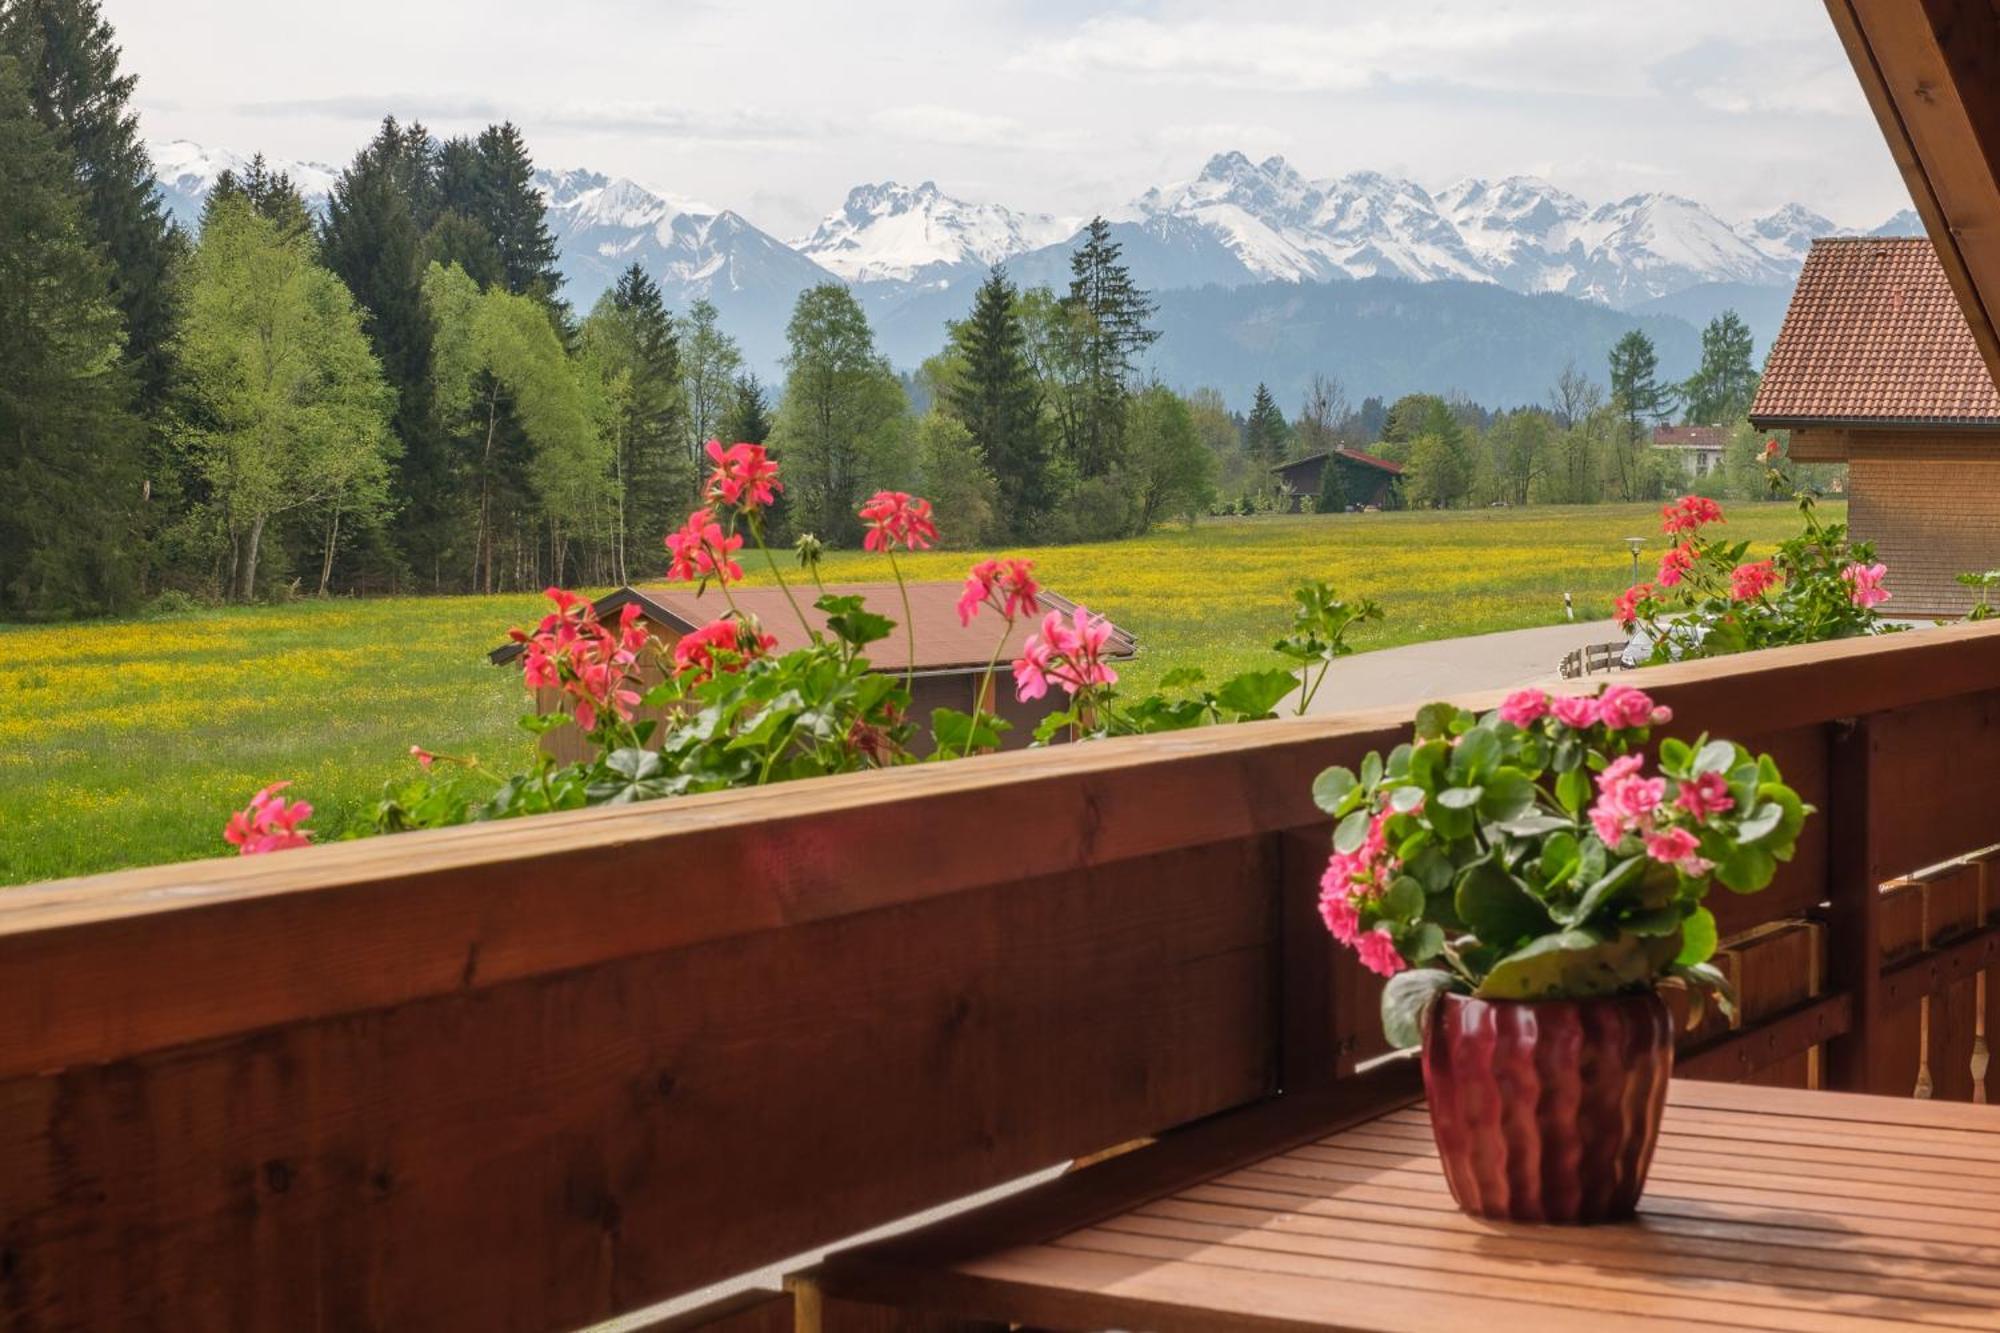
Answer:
1651 426 1726 450
1749 238 2000 428
491 582 1136 675
1274 449 1405 480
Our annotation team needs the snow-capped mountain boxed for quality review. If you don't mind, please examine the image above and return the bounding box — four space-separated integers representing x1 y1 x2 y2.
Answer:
150 139 338 226
794 180 1073 286
1872 208 1926 237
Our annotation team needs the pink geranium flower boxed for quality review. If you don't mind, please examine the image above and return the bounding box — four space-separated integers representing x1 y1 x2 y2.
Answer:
1661 496 1724 535
1550 694 1599 729
1354 929 1408 979
1498 689 1549 727
1644 825 1710 876
859 491 939 552
1842 562 1890 609
1597 684 1669 730
1657 543 1696 588
1730 559 1778 601
957 558 1041 626
506 589 648 732
223 782 314 855
703 439 783 512
673 616 778 686
664 508 745 584
1677 770 1734 820
1615 582 1653 631
1012 605 1119 701
1317 885 1361 946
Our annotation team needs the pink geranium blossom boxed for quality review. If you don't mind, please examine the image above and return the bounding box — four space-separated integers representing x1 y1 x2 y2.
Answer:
1657 543 1696 588
1615 582 1653 631
1498 689 1549 727
1588 754 1667 847
664 508 745 583
506 591 648 733
1842 562 1891 609
1644 825 1710 876
1354 929 1408 979
223 782 314 855
858 491 939 552
1730 559 1778 601
1677 770 1734 820
956 558 1042 626
1550 694 1600 729
1317 886 1361 946
1012 605 1120 700
702 439 783 512
1597 684 1670 730
1661 495 1724 535
673 616 778 686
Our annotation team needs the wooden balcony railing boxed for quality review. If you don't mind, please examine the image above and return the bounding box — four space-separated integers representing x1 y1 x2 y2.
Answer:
6 620 2000 1331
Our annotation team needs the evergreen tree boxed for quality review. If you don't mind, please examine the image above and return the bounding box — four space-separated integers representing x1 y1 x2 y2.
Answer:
913 410 998 549
178 198 396 600
321 118 443 585
1 0 180 413
1061 217 1158 476
718 372 772 444
680 298 743 484
204 153 311 241
1315 455 1347 515
472 122 561 304
1243 383 1289 465
0 54 140 616
769 284 908 545
581 263 686 581
1608 329 1665 500
1681 310 1759 424
945 265 1050 537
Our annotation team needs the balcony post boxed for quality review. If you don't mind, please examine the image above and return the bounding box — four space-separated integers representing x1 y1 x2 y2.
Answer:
1824 715 1885 1091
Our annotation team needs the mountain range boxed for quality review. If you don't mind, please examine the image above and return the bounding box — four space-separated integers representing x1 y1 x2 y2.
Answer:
150 140 1923 409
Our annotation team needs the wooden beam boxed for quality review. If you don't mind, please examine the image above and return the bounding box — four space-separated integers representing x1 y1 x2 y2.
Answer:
1831 0 2000 381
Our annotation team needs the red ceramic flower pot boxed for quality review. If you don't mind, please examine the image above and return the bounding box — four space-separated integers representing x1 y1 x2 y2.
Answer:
1421 990 1672 1224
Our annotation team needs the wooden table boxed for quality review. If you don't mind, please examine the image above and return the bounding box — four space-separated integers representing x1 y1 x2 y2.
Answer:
817 1078 2000 1331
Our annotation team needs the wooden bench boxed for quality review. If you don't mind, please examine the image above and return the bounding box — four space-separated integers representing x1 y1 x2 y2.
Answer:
1559 641 1630 678
802 1073 2000 1332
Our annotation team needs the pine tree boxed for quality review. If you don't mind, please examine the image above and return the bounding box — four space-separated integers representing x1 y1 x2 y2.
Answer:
1681 310 1759 424
946 265 1049 537
1608 329 1665 499
1062 217 1158 476
718 372 772 445
321 118 444 585
204 153 311 241
581 264 686 581
1243 383 1289 465
0 53 141 615
472 122 561 304
1 0 181 413
680 298 743 486
1316 455 1347 515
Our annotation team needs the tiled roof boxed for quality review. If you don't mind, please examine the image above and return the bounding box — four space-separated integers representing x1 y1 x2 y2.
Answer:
1750 237 2000 426
1274 449 1405 478
1652 426 1727 450
492 583 1136 673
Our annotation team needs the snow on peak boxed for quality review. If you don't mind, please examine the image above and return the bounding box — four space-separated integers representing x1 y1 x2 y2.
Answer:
149 139 339 217
794 179 1072 284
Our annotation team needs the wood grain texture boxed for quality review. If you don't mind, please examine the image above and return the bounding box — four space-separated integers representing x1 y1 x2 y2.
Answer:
826 1082 2000 1332
0 841 1277 1332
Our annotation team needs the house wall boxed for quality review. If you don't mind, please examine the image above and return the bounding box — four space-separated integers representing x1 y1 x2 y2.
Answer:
1812 430 2000 616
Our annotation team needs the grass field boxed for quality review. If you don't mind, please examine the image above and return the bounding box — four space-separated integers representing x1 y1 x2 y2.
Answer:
1 501 1830 887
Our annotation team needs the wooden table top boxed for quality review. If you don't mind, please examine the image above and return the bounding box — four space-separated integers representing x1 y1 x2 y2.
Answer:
826 1078 2000 1331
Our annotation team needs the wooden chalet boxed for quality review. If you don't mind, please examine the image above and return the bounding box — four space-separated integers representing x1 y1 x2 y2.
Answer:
11 4 2000 1330
1272 448 1404 511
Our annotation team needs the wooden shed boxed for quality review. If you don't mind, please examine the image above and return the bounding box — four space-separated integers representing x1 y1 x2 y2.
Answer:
1272 449 1405 512
491 582 1137 760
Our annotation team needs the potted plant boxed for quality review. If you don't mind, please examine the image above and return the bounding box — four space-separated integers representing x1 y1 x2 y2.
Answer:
1312 683 1810 1223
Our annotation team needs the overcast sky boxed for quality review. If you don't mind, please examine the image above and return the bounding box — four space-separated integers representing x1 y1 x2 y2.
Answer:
111 0 1913 238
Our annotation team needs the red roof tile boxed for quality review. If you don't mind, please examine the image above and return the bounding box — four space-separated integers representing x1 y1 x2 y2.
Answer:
1652 426 1727 449
1750 237 2000 426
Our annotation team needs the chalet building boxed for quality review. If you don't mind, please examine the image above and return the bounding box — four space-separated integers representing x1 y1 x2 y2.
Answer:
492 582 1136 759
1750 237 2000 617
1652 425 1728 479
1272 449 1405 511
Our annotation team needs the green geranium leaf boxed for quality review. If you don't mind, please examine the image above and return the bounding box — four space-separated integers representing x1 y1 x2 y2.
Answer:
1413 702 1457 740
1334 808 1372 854
1540 831 1581 887
1213 668 1299 720
1562 855 1648 927
1658 737 1692 773
1477 929 1678 1000
1716 842 1778 893
1736 801 1782 843
1450 728 1502 783
1479 768 1536 822
1381 968 1457 1050
1389 784 1427 813
1556 766 1590 814
1312 766 1358 814
1437 786 1483 810
1676 906 1719 965
1403 920 1447 962
1382 875 1425 922
1693 739 1737 776
1360 750 1384 789
1455 862 1556 949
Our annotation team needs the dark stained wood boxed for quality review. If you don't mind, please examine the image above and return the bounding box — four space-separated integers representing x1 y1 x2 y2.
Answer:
821 1083 2000 1332
1677 993 1851 1083
0 841 1278 1333
1824 716 1886 1092
624 1290 794 1333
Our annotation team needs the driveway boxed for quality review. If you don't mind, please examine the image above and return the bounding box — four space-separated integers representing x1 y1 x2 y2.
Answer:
1299 619 1626 715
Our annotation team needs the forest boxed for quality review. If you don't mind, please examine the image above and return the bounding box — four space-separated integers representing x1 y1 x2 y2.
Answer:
0 0 1812 620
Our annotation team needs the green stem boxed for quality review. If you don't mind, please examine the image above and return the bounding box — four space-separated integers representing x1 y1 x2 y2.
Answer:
964 613 1012 761
751 514 817 641
887 547 916 693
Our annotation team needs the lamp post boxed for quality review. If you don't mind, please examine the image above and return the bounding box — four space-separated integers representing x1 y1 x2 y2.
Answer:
1624 537 1645 588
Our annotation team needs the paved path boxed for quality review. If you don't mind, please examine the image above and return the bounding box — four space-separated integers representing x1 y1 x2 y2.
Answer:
1300 619 1625 715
